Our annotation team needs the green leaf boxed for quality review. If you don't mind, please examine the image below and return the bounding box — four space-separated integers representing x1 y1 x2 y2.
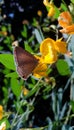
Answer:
0 118 10 129
2 87 8 103
5 72 18 78
61 3 68 11
21 25 27 38
8 24 11 33
28 35 35 43
34 28 43 43
4 36 11 44
54 6 60 19
26 85 40 98
0 54 15 70
24 42 33 53
0 46 3 50
11 78 21 98
1 26 7 31
70 100 74 113
56 59 71 76
32 18 39 27
2 87 8 98
70 0 74 4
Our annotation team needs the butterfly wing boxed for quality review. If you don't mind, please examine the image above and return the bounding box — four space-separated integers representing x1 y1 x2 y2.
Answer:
13 46 38 80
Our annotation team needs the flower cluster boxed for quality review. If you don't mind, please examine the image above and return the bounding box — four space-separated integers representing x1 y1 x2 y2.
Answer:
32 2 74 79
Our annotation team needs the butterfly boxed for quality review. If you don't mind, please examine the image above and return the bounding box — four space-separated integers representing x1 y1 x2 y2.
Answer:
12 41 38 80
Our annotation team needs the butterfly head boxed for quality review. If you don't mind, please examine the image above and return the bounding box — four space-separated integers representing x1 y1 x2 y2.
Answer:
12 41 19 48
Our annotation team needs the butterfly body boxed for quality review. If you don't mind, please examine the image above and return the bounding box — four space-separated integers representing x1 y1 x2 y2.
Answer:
13 46 38 80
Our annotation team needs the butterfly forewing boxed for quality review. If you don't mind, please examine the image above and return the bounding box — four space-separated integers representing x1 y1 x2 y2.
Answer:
13 46 38 80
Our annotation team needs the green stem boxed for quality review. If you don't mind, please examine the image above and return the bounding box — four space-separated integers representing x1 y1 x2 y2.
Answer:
11 104 22 130
64 105 72 125
66 34 72 44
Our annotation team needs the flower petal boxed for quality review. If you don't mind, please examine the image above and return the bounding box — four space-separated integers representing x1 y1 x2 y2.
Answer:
0 122 6 130
33 62 48 78
40 38 55 55
54 39 67 53
40 38 58 63
43 0 50 6
0 105 3 120
60 24 74 34
48 6 55 17
41 52 57 64
58 11 72 28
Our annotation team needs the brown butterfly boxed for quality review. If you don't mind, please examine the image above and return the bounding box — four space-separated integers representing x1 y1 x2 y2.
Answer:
12 41 38 80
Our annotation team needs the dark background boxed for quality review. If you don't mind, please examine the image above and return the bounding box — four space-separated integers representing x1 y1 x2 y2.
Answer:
1 0 70 38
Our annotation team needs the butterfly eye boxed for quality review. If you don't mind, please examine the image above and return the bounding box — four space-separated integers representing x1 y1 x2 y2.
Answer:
22 75 26 79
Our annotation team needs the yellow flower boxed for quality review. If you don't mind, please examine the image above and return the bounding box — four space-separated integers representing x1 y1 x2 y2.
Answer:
21 86 29 96
58 11 74 34
0 31 7 36
43 0 55 17
33 37 67 79
33 62 48 78
40 38 67 64
43 0 49 6
0 122 6 130
54 38 67 53
23 88 29 96
37 10 42 17
0 105 3 120
47 5 55 17
32 55 48 78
